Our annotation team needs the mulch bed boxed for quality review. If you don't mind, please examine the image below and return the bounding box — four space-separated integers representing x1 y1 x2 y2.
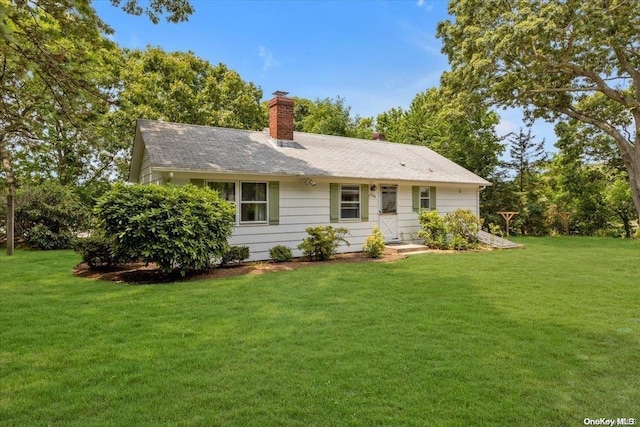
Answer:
72 251 408 285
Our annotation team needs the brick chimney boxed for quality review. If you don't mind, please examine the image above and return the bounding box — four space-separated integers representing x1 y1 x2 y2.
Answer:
372 132 386 141
268 91 294 141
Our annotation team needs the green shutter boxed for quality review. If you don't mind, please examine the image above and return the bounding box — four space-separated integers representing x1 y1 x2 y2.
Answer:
430 186 437 211
360 184 369 221
330 183 339 223
412 186 420 212
190 178 204 188
269 181 280 225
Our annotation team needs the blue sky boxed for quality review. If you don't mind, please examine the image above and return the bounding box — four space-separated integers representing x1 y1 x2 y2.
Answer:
93 0 556 148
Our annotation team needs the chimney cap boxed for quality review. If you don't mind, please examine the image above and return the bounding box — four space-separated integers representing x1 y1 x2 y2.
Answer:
272 90 289 97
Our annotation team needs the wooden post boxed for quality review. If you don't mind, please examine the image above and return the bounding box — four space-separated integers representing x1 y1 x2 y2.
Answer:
498 211 519 236
6 194 14 256
558 211 573 235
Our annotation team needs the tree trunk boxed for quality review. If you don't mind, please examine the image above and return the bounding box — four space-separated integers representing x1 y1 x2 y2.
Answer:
6 194 14 255
626 130 640 223
1 139 16 255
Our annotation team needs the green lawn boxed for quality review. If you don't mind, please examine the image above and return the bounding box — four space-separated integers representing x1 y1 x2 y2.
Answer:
1 237 639 426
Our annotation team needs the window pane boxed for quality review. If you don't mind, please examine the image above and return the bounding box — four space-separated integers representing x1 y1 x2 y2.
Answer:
381 186 397 214
242 182 267 201
341 207 359 219
241 203 267 222
208 182 235 202
341 186 360 202
420 187 430 210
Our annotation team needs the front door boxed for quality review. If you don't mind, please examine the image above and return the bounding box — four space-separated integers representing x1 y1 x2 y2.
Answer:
379 185 398 241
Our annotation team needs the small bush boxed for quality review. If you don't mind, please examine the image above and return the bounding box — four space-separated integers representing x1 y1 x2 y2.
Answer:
269 245 293 263
362 225 386 258
418 209 482 250
298 226 349 261
418 210 448 249
220 245 250 266
74 235 120 269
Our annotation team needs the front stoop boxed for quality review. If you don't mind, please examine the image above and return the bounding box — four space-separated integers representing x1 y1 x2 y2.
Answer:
385 243 429 255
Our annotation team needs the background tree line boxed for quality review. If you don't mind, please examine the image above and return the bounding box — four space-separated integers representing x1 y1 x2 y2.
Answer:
2 0 638 253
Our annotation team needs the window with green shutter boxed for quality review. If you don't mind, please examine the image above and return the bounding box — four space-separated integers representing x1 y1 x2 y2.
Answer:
330 183 366 221
413 186 437 211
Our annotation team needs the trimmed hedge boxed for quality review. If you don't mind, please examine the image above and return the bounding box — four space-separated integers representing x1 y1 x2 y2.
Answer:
96 184 235 274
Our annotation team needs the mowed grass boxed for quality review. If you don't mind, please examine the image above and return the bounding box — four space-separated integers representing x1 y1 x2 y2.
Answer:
1 237 639 426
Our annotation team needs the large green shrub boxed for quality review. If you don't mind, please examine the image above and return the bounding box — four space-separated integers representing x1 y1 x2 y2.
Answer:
362 225 386 258
96 184 235 274
418 210 449 249
418 209 482 250
444 209 481 248
298 226 349 261
14 182 87 249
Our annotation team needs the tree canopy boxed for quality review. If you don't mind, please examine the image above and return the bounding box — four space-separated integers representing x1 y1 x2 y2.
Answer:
437 0 640 219
118 47 266 130
291 96 374 139
376 87 503 178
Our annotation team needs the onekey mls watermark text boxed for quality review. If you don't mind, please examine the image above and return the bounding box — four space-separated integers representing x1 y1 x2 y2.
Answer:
583 419 636 426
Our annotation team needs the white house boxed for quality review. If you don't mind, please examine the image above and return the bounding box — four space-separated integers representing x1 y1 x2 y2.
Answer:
129 92 491 261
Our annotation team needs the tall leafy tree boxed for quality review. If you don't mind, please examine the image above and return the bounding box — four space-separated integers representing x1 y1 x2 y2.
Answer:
1 0 194 254
544 154 611 236
437 0 640 219
497 128 550 235
291 96 374 138
117 47 266 131
503 128 547 193
375 87 503 179
553 119 636 236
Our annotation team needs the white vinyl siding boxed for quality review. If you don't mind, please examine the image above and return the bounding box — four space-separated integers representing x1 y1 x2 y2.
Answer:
147 174 481 261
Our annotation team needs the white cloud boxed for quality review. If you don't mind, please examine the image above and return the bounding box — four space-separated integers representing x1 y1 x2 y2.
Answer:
258 46 281 72
396 20 441 55
416 0 434 12
495 119 519 139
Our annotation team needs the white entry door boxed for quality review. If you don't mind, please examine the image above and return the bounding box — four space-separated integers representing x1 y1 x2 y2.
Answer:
379 185 398 241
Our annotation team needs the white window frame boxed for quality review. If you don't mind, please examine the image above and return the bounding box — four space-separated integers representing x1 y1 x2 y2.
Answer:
340 184 361 221
420 186 431 210
240 181 268 224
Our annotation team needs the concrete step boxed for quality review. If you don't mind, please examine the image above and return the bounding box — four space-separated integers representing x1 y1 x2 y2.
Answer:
385 243 429 254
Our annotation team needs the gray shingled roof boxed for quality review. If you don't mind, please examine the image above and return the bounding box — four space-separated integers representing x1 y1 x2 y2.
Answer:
135 119 491 185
